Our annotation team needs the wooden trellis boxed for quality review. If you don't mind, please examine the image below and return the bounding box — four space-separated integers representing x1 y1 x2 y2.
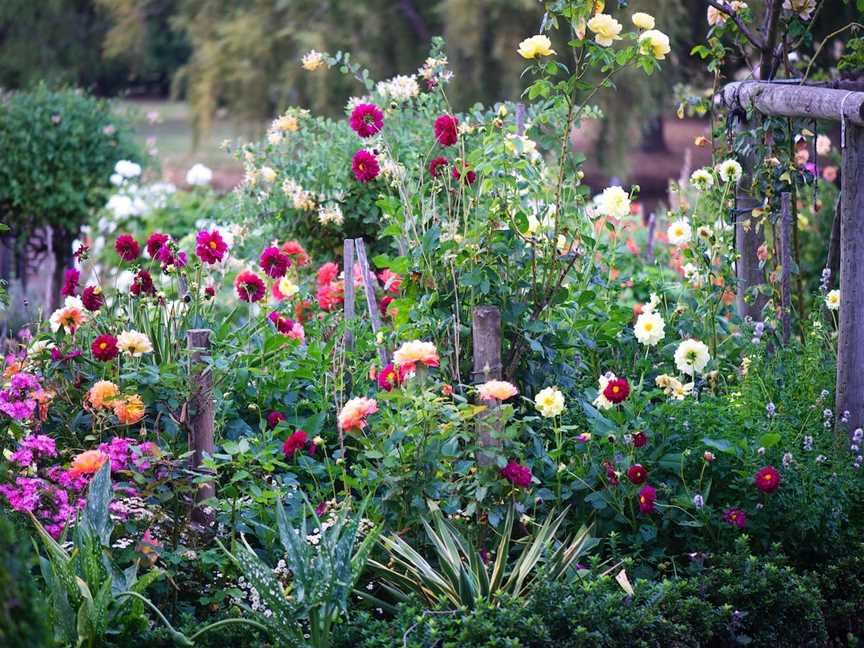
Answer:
718 80 864 436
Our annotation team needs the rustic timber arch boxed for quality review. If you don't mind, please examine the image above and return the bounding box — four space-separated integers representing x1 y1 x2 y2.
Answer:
718 80 864 437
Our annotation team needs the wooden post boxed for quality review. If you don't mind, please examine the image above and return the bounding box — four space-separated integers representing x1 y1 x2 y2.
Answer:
836 124 864 436
343 239 356 350
353 238 389 365
825 195 841 290
472 306 502 466
779 192 793 345
187 329 215 525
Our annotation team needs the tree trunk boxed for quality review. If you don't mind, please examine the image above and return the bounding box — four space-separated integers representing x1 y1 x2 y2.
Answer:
836 125 864 438
472 306 502 466
188 329 216 526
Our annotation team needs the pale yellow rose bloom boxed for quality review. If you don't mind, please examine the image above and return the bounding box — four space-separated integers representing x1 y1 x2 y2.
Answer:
587 14 623 47
517 35 556 59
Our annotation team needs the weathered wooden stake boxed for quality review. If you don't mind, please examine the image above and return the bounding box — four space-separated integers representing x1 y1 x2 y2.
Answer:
187 329 215 525
353 238 389 365
836 124 864 436
472 305 502 466
779 192 793 345
343 239 356 350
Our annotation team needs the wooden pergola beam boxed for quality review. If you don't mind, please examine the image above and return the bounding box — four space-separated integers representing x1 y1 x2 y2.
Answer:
720 81 864 126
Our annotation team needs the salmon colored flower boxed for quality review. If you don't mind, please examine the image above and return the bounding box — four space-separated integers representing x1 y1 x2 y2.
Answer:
113 394 145 425
338 397 378 432
281 240 310 266
477 380 519 401
87 380 120 409
393 340 439 368
49 297 88 334
69 449 108 476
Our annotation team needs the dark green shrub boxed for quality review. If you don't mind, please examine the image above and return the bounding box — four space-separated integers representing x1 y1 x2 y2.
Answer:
0 516 50 648
810 545 864 646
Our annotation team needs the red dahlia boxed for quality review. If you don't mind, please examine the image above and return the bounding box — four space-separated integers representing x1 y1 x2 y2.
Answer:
501 459 533 488
268 311 295 334
91 334 119 362
130 269 155 296
451 163 477 185
434 114 459 146
115 234 140 262
234 271 266 302
81 285 104 311
60 268 80 297
626 463 648 485
259 246 291 278
282 430 315 458
352 149 380 183
428 156 449 177
349 103 384 138
754 465 781 493
603 377 630 404
631 431 647 448
377 363 400 392
146 232 170 259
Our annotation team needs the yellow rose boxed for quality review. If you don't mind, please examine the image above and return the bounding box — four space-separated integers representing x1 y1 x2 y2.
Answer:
517 35 556 59
638 29 671 60
587 14 623 47
631 12 655 30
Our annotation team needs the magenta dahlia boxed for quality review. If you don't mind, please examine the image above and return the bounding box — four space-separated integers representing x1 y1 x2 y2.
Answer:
349 103 384 138
196 230 228 264
259 246 291 278
114 234 140 262
235 270 266 302
352 149 380 183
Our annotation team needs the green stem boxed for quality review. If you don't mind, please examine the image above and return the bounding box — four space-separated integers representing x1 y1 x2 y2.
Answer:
189 617 271 642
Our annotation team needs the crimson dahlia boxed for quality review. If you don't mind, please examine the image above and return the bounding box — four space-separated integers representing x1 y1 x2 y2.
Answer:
91 335 119 362
349 103 384 138
627 463 648 485
724 507 747 528
146 232 170 259
115 234 140 262
638 484 657 513
81 286 104 311
60 268 79 297
501 459 533 488
434 114 459 146
259 246 291 278
603 377 630 404
234 271 266 302
352 149 380 183
754 465 781 493
428 156 449 177
196 230 228 264
267 411 286 429
130 270 155 296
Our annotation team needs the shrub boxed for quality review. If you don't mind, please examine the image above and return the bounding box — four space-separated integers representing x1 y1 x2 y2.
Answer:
0 515 50 648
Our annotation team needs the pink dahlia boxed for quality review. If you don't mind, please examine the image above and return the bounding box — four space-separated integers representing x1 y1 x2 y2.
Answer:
724 507 747 528
434 114 459 146
316 262 339 286
60 268 80 297
281 240 310 266
352 149 380 183
638 484 657 513
349 103 384 138
115 234 140 262
501 459 533 488
267 411 286 429
196 230 228 264
235 271 266 302
259 246 291 278
377 363 401 392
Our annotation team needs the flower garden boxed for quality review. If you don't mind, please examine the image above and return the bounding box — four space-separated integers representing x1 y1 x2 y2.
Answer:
2 2 864 647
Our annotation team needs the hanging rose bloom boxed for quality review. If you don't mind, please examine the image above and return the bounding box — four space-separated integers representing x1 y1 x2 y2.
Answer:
81 286 104 311
627 464 648 485
501 459 533 488
69 449 109 476
281 240 310 266
196 230 228 264
393 340 439 368
478 380 519 401
60 268 80 297
754 465 781 493
349 103 385 138
723 508 747 528
259 246 291 278
451 162 477 185
428 156 449 177
113 394 145 425
352 149 380 182
637 484 657 513
91 334 119 362
603 377 630 404
235 271 266 302
377 363 401 391
632 431 647 448
434 114 459 146
115 234 140 262
87 380 120 409
146 232 170 259
130 269 155 296
338 397 378 432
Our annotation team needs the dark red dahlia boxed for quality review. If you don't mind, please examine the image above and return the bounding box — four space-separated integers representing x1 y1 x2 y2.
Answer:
146 232 170 259
60 268 80 297
452 163 477 185
638 484 657 513
428 156 449 178
267 411 286 429
377 363 400 392
349 103 384 138
603 377 630 404
196 230 228 264
352 149 380 183
73 243 90 262
283 429 312 458
632 431 647 448
259 246 291 278
501 459 533 488
723 507 746 528
81 285 104 311
626 464 648 485
204 286 216 299
91 334 119 362
379 295 394 318
754 465 781 493
434 114 459 146
234 270 266 302
114 234 140 262
130 269 155 296
268 311 296 335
